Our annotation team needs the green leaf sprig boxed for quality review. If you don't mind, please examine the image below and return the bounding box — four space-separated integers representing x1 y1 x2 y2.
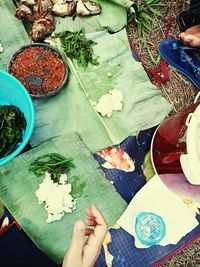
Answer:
55 29 99 68
142 38 161 65
128 0 166 38
29 153 75 183
0 105 26 158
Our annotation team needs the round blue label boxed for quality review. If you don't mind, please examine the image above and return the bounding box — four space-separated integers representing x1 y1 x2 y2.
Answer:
135 212 166 246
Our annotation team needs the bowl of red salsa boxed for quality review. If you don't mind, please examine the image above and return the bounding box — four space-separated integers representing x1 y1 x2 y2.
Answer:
8 43 68 98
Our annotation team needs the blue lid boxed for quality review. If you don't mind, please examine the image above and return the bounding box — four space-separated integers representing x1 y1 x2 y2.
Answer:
135 212 166 246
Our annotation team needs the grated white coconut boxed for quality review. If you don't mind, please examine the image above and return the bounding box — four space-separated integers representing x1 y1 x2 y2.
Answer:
35 172 76 223
93 89 123 117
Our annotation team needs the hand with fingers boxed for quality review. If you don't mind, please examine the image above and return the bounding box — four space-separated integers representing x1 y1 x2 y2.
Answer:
62 205 108 267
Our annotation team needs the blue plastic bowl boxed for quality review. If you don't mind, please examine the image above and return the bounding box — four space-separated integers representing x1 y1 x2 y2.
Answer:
0 70 35 166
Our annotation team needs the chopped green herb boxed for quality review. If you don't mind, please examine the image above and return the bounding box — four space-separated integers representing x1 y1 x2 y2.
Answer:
56 29 99 68
0 105 26 158
29 153 75 183
68 176 86 198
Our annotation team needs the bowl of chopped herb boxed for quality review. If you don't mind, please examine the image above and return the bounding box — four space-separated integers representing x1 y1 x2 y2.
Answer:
0 70 35 166
8 43 69 98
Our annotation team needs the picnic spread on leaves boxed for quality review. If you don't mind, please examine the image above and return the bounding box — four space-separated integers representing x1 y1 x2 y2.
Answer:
15 0 102 41
0 0 180 265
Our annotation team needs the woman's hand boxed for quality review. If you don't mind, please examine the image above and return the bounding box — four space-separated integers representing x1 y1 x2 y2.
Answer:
62 205 108 267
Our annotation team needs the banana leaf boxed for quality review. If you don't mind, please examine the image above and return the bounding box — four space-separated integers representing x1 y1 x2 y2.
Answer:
0 201 4 220
0 0 30 70
1 0 130 41
0 0 128 69
31 30 172 153
54 0 130 33
107 0 133 9
0 133 127 264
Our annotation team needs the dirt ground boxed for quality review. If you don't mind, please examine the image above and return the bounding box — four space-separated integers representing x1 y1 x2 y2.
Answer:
126 0 200 266
127 0 198 112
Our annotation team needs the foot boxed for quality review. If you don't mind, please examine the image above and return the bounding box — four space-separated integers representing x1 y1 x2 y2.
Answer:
179 25 200 47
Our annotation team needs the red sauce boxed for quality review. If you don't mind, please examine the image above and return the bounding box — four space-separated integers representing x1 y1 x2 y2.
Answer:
9 45 66 96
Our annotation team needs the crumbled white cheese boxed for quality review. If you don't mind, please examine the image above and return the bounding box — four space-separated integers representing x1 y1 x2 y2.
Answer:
107 72 112 77
0 42 4 53
35 172 76 223
93 89 123 117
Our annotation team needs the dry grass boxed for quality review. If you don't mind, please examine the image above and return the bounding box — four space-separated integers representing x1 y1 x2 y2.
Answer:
160 238 200 267
126 0 200 266
126 0 198 112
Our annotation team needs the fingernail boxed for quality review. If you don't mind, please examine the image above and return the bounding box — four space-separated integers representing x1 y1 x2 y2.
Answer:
75 220 85 231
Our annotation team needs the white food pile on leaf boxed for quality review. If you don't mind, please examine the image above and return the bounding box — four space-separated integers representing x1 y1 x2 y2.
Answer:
93 89 124 117
35 172 76 223
0 41 4 53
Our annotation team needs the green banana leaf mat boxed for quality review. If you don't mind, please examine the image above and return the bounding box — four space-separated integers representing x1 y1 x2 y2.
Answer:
54 0 132 33
31 29 172 152
0 201 4 220
0 0 132 71
0 0 30 70
0 133 127 264
0 1 172 153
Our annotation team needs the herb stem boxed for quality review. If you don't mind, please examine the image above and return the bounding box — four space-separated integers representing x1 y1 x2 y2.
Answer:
47 159 73 167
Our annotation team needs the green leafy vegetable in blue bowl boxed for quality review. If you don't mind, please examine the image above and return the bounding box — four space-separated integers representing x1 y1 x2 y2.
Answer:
0 70 35 166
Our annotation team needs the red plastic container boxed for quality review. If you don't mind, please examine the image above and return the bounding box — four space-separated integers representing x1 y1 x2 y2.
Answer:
152 92 200 186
